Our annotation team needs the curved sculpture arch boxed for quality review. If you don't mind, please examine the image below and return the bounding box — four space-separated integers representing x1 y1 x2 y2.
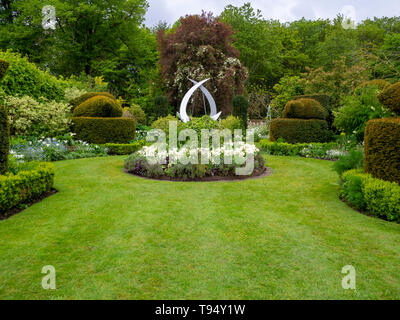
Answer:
177 78 222 123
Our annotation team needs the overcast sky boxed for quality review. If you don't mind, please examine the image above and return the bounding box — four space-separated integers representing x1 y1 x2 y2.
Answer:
145 0 400 27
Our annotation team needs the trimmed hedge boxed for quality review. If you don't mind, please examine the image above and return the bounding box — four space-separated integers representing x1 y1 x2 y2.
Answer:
0 106 10 175
378 82 400 115
232 95 249 129
73 96 123 118
292 94 333 126
364 118 400 185
0 59 9 80
72 117 136 144
270 119 333 143
104 140 145 155
69 92 115 109
258 139 336 157
0 162 55 215
282 98 327 120
341 169 400 223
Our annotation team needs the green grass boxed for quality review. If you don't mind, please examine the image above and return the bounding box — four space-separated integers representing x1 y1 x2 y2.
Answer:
0 155 399 299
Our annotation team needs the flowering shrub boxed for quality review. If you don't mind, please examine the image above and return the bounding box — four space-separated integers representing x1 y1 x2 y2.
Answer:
64 87 88 103
4 96 72 137
10 136 108 162
124 142 265 180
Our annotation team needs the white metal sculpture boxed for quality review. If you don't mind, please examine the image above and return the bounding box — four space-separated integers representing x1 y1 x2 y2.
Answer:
177 78 222 123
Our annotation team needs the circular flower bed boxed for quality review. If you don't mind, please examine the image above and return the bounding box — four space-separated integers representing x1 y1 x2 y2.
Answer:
124 143 268 181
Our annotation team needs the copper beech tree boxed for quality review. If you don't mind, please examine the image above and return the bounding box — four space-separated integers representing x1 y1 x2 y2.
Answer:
157 12 248 116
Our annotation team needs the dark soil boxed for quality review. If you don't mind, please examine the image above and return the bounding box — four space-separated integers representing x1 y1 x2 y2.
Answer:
124 167 273 182
0 189 58 221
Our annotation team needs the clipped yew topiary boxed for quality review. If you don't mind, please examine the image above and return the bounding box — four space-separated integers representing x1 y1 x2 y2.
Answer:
232 95 249 129
0 106 10 175
282 98 327 120
364 118 400 185
71 117 136 144
292 94 333 127
73 96 123 118
377 82 400 115
270 119 332 144
69 92 115 110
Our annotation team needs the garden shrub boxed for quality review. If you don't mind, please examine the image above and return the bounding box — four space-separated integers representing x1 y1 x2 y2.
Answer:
341 170 400 222
292 94 333 126
377 82 400 115
72 117 136 144
282 98 327 120
0 59 9 81
151 115 182 137
364 118 400 185
270 119 333 143
220 116 242 131
69 92 115 109
0 50 65 101
0 162 55 214
180 115 221 137
4 96 72 137
355 79 391 95
129 104 146 124
153 96 169 118
0 105 10 175
232 96 249 129
333 149 364 176
104 141 145 155
73 96 123 118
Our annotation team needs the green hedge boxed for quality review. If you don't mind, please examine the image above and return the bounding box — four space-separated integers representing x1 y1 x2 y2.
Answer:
258 139 336 157
69 92 115 109
0 162 55 215
270 118 333 143
0 59 9 81
104 140 145 155
73 96 122 118
292 94 333 127
341 169 400 223
377 82 400 115
0 105 9 175
282 98 327 120
72 117 136 144
364 118 400 185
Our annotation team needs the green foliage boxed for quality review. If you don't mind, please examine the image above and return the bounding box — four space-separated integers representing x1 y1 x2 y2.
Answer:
364 118 400 185
271 76 306 117
341 170 400 222
73 96 123 118
153 96 169 119
333 149 364 176
72 117 136 144
4 96 72 137
377 82 400 114
232 96 249 129
69 92 115 109
0 105 9 175
354 79 391 95
282 98 327 120
0 50 65 101
292 94 333 127
129 104 146 124
220 116 242 131
0 162 54 215
151 115 181 137
0 59 9 80
103 141 146 155
334 86 392 141
270 119 333 143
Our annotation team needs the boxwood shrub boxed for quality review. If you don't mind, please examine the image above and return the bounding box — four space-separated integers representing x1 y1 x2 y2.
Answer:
0 162 55 215
73 96 123 118
0 105 10 175
364 118 400 185
270 118 333 143
72 117 136 144
104 140 145 155
341 169 400 223
377 82 400 115
69 92 115 109
282 98 327 120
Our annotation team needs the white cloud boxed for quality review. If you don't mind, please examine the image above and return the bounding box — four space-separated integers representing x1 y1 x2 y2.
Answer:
145 0 400 27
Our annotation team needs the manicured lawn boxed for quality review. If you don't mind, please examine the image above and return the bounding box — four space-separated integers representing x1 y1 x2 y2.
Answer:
0 155 399 299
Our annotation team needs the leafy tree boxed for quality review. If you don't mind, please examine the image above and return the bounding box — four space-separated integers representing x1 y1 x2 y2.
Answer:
157 11 248 116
